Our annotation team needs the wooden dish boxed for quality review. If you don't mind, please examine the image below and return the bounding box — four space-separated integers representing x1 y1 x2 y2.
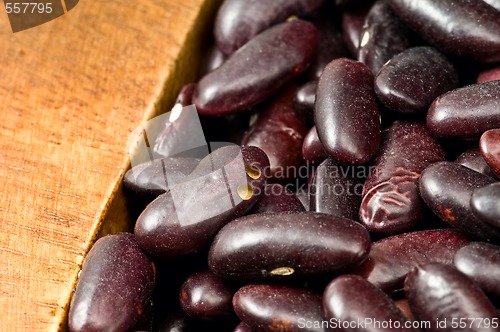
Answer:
0 0 221 330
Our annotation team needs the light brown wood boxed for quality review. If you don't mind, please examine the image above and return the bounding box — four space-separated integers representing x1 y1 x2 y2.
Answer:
0 0 220 330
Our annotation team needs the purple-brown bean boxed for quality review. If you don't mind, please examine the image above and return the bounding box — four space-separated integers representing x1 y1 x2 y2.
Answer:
68 233 155 332
233 284 327 332
388 0 500 63
354 229 471 293
375 47 458 114
419 161 499 242
323 275 417 332
315 58 380 165
134 145 269 257
194 19 318 116
405 263 498 332
454 242 500 298
359 122 445 234
358 0 411 76
427 81 500 139
209 212 371 279
214 0 323 55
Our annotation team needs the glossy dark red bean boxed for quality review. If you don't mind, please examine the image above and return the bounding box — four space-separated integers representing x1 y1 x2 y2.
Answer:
123 157 200 202
134 146 269 257
195 19 318 116
233 284 327 332
341 1 373 56
294 81 316 124
358 0 411 75
199 44 227 76
405 263 498 332
234 322 255 332
388 0 500 63
375 47 458 114
455 148 498 179
477 66 500 83
310 159 361 220
471 182 500 231
68 233 155 332
252 184 305 214
480 129 500 177
315 58 381 165
179 270 235 320
242 87 308 181
214 0 323 55
427 81 500 138
454 242 500 298
360 122 445 234
209 212 371 279
302 126 328 164
419 162 499 242
354 229 471 293
323 275 416 332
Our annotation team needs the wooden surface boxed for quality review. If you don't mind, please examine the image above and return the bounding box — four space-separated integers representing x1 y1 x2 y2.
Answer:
0 0 219 330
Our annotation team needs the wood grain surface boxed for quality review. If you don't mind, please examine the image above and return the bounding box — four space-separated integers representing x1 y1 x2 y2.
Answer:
0 0 219 330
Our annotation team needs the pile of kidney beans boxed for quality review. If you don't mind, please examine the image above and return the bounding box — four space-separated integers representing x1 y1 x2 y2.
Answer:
68 0 500 331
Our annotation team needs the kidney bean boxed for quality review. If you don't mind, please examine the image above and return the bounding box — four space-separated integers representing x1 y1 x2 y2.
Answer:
480 129 500 177
68 233 155 332
419 162 500 242
199 44 227 76
252 184 305 214
427 81 500 138
195 20 318 116
358 0 411 75
455 148 498 179
233 284 327 332
294 81 317 124
214 0 323 55
354 229 471 293
387 0 500 63
477 65 500 83
405 263 498 332
454 242 500 298
360 122 445 234
310 158 361 220
234 322 255 332
134 145 269 257
123 157 200 203
315 58 381 165
471 182 500 231
242 86 309 181
302 126 328 164
209 212 371 279
341 1 373 56
375 47 458 114
323 275 417 332
179 270 235 320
